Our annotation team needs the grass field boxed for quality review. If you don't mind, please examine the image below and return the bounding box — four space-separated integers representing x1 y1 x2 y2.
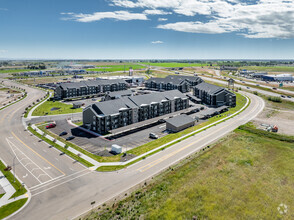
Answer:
85 126 294 219
32 100 82 116
243 66 294 73
0 69 28 74
0 88 21 94
88 64 145 72
0 160 27 199
141 62 214 68
0 198 28 220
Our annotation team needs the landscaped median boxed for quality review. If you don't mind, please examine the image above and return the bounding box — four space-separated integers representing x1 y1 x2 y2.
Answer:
0 160 28 220
27 92 250 172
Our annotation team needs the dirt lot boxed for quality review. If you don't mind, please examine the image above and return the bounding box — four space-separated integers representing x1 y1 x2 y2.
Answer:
0 88 22 106
252 99 294 136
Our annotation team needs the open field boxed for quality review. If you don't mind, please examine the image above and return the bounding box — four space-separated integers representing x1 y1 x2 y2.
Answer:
32 100 82 116
243 66 294 73
84 126 294 219
0 69 28 74
141 62 214 68
88 64 145 72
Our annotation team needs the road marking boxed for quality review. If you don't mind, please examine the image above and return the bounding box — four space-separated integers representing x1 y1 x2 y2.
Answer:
23 174 28 178
55 158 59 161
29 169 87 191
11 131 65 175
31 170 91 197
43 149 47 153
44 167 51 170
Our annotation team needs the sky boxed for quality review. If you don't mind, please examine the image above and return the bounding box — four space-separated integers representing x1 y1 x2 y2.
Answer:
1 0 294 60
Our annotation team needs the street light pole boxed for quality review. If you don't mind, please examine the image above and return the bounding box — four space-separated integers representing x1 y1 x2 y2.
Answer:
13 155 16 182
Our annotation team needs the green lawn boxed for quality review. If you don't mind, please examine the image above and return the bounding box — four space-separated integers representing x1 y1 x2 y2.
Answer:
0 88 21 93
85 126 294 219
0 160 27 199
32 100 82 116
243 65 294 73
88 64 145 72
0 198 28 220
141 62 214 68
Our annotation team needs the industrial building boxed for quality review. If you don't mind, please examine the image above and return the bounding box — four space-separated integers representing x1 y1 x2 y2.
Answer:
193 82 236 107
83 90 189 134
145 75 203 93
54 79 128 100
262 74 293 82
166 115 196 133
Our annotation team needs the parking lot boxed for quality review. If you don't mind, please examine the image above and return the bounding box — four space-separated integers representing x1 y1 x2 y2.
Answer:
45 102 216 156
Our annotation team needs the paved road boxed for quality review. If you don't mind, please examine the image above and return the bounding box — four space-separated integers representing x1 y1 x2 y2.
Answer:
0 76 265 220
9 88 264 220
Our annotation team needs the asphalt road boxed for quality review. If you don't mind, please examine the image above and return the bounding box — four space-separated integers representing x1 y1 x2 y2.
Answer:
2 79 264 220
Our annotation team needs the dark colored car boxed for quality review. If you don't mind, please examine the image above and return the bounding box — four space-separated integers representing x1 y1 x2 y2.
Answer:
59 131 68 136
287 96 292 98
46 123 56 129
281 95 286 98
66 136 75 141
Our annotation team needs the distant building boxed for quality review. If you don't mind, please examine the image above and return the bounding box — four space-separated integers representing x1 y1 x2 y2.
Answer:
145 75 203 93
220 66 239 71
262 74 293 82
103 90 134 101
193 82 236 107
54 79 128 100
83 90 189 134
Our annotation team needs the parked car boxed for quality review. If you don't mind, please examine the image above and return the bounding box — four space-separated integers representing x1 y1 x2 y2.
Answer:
287 96 292 98
46 123 56 129
246 87 250 89
281 95 286 98
272 87 277 90
256 84 260 86
149 133 159 139
59 131 68 136
66 136 75 141
158 119 166 123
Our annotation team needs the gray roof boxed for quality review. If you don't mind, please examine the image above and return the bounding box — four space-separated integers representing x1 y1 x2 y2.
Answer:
194 82 234 96
107 90 133 97
90 90 187 116
59 79 127 90
146 75 202 86
93 99 130 115
166 115 195 127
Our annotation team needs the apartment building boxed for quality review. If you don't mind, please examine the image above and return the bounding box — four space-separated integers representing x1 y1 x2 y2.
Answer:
145 75 203 93
54 79 127 100
193 82 236 107
83 90 189 134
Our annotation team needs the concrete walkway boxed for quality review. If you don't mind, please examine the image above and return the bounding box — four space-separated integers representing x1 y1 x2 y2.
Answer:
0 170 28 208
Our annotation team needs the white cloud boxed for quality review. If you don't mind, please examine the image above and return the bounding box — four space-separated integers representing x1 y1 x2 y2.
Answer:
0 50 8 53
61 11 148 22
158 18 168 21
143 9 171 15
151 40 164 44
111 0 294 38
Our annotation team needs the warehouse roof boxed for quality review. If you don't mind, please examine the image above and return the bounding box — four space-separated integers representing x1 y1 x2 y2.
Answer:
166 115 195 128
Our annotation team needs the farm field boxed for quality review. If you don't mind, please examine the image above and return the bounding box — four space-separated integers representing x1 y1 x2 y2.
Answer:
243 66 294 73
0 69 29 74
141 62 214 68
87 64 145 72
84 126 294 219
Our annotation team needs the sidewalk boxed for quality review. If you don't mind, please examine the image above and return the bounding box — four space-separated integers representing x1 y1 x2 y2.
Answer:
0 171 28 207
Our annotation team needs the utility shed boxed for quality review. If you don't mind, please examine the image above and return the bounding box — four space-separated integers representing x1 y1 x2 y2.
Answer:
166 115 196 133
